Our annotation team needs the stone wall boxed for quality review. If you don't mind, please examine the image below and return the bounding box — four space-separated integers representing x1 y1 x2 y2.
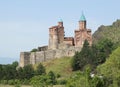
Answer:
19 46 81 67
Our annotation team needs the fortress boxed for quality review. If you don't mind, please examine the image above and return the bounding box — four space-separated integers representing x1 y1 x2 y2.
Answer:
19 13 92 67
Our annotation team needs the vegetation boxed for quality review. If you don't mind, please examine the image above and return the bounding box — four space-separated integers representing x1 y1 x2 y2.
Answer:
30 48 38 52
93 19 120 45
72 39 114 71
97 47 120 87
43 57 72 77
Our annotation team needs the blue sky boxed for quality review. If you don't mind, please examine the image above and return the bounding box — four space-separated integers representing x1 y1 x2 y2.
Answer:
0 0 120 64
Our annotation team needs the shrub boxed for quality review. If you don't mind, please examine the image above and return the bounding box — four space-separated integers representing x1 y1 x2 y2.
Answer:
57 79 67 85
31 48 38 52
8 79 14 85
1 80 8 84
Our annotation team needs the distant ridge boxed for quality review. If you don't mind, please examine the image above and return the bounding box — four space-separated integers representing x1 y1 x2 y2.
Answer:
93 19 120 44
0 57 18 64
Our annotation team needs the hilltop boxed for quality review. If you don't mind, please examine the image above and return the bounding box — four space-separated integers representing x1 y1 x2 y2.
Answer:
93 19 120 44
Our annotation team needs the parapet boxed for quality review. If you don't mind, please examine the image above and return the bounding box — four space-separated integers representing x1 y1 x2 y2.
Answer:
38 46 48 51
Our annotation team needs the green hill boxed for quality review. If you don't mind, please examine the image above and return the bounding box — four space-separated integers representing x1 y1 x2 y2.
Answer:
34 57 73 78
43 57 73 77
93 19 120 44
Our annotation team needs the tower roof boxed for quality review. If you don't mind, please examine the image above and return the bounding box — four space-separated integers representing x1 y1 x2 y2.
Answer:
58 18 63 22
79 13 86 21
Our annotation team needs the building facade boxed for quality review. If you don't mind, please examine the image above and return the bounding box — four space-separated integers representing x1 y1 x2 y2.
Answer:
49 13 92 49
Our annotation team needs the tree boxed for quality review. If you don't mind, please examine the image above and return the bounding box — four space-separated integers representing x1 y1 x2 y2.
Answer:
94 39 114 65
36 63 46 75
72 40 93 70
30 75 48 87
47 71 56 85
17 67 24 80
23 64 34 79
97 47 120 87
0 65 3 80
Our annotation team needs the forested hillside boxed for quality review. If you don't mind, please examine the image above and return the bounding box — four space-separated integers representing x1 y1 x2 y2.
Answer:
93 19 120 44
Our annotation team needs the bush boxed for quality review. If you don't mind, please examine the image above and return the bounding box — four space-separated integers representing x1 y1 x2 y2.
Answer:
22 79 30 85
56 73 61 78
30 75 48 87
0 80 8 84
47 71 57 85
57 79 67 85
31 48 38 52
14 79 21 87
35 63 46 75
8 79 14 85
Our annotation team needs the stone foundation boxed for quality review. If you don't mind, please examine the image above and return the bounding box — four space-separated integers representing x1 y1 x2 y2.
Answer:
19 46 81 67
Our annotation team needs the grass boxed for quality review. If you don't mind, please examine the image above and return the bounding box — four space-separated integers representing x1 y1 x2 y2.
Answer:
34 56 73 78
43 57 73 78
0 84 65 87
0 84 31 87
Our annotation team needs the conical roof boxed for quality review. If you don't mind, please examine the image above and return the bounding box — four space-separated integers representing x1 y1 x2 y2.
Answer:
79 13 86 21
58 18 63 22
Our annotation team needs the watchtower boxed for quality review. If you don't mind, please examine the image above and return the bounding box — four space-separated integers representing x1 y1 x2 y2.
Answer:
49 19 64 49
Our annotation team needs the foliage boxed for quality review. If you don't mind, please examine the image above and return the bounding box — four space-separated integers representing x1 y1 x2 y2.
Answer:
97 47 120 87
89 76 104 87
1 61 19 80
66 66 105 87
47 71 56 85
72 40 94 70
66 67 90 87
93 39 114 65
31 48 38 52
71 39 114 71
35 63 46 75
22 64 34 80
30 70 57 87
30 75 48 87
93 19 120 45
57 79 67 85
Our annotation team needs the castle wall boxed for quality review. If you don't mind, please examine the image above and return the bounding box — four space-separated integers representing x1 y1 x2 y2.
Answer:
19 52 30 67
19 47 81 67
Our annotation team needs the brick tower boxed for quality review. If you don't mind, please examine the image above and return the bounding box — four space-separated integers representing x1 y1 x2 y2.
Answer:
74 13 92 47
49 19 64 49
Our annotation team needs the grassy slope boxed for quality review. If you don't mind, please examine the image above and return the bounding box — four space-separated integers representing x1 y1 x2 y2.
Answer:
0 84 64 87
43 57 73 78
0 84 31 87
34 57 73 78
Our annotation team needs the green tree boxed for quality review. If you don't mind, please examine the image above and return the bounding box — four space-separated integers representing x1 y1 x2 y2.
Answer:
2 64 17 80
36 63 46 75
72 40 93 70
47 71 56 85
0 65 3 80
17 67 24 80
30 75 48 87
90 76 104 87
23 64 34 79
97 47 120 87
94 39 114 65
